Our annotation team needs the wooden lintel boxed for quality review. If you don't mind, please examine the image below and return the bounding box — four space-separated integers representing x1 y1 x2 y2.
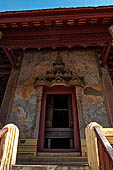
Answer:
101 43 111 67
3 48 17 69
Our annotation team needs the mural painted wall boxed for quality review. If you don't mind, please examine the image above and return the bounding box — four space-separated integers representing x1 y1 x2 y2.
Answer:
8 50 111 138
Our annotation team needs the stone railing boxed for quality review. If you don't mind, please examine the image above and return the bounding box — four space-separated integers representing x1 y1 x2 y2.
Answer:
0 124 19 170
86 122 113 170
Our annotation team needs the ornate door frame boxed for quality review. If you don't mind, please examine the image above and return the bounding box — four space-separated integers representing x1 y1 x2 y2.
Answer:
33 53 85 151
38 85 81 152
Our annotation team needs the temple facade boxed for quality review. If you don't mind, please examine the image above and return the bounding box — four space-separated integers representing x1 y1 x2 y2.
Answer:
0 6 113 159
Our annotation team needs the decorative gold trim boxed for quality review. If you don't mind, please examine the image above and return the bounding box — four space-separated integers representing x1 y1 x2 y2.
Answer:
33 52 85 88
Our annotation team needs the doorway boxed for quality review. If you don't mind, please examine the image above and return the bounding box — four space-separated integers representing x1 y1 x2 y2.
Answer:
38 86 80 152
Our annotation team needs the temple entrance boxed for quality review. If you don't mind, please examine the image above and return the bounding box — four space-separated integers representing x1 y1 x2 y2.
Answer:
44 94 73 149
38 86 80 152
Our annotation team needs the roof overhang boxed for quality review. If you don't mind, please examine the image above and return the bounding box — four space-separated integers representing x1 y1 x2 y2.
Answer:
0 6 113 49
0 6 113 69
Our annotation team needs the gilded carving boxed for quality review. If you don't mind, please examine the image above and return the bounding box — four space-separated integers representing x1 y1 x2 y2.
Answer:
33 52 84 88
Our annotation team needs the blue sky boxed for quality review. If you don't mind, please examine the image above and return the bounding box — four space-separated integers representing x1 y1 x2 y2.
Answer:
0 0 113 12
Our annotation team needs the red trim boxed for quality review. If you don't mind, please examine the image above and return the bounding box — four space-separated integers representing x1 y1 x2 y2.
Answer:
101 43 111 67
72 93 80 151
44 85 75 93
0 7 112 50
0 26 111 49
1 6 113 23
38 85 80 152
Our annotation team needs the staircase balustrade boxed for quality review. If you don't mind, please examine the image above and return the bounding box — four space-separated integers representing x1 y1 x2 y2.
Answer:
95 127 113 170
0 124 19 170
86 122 113 170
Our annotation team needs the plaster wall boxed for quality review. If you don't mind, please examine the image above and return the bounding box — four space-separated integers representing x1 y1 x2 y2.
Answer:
8 50 110 138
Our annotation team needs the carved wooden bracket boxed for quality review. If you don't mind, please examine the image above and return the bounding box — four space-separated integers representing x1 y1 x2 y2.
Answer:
33 52 85 88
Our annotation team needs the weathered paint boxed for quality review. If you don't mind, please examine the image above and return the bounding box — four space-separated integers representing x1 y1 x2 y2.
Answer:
8 50 110 138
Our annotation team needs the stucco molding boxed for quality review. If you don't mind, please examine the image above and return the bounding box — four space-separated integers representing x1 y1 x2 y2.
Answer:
33 53 84 88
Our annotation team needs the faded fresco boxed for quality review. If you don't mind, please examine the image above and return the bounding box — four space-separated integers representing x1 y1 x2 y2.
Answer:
8 50 110 138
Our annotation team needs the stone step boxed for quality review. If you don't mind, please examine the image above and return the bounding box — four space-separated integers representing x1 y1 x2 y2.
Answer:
37 152 81 157
16 157 88 166
12 165 91 170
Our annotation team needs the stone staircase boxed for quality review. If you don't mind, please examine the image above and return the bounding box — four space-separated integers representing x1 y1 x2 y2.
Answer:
12 152 90 170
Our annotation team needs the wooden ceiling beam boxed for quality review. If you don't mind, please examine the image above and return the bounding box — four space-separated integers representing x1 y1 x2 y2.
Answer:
0 28 111 49
0 23 112 49
1 26 108 37
3 48 17 69
0 41 110 49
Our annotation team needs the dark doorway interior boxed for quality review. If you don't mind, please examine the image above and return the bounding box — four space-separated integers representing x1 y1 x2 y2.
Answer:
44 94 74 149
52 95 69 128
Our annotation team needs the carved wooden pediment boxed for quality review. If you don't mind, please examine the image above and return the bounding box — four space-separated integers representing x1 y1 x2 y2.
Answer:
33 52 84 88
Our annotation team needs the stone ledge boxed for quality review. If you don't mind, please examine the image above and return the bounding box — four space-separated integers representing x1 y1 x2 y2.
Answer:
12 165 90 170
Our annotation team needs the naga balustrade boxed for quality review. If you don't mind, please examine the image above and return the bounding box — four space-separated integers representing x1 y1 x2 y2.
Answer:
86 122 113 170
